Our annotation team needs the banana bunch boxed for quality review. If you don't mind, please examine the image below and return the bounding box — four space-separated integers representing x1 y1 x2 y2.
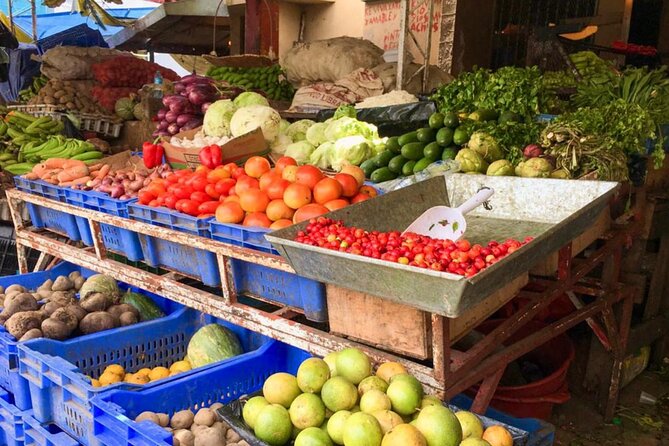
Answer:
21 135 101 164
0 147 20 171
18 75 48 102
4 112 64 147
569 51 617 86
207 65 295 101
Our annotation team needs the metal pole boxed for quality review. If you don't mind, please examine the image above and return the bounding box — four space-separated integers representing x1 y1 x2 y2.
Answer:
30 0 37 42
396 0 409 90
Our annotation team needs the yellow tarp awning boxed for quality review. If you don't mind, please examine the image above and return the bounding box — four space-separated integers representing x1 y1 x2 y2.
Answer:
0 12 33 43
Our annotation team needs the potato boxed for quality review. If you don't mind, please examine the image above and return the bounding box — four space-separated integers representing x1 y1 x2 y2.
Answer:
5 285 27 295
135 411 160 425
50 307 79 331
2 293 39 317
119 312 138 327
41 301 61 316
157 413 170 427
225 428 241 443
171 410 194 430
174 430 194 446
79 312 116 334
51 276 74 292
107 304 138 319
238 441 250 446
190 424 208 437
19 328 43 341
173 439 180 446
68 271 81 281
209 403 224 412
193 408 216 427
73 276 85 291
38 279 53 291
65 304 87 321
80 292 110 312
6 311 43 339
49 291 76 307
194 427 226 446
41 318 73 340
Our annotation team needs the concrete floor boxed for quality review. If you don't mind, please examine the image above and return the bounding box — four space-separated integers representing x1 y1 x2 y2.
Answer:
551 367 669 446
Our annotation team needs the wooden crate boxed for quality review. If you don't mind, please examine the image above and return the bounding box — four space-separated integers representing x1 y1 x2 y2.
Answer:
326 273 528 360
530 207 611 276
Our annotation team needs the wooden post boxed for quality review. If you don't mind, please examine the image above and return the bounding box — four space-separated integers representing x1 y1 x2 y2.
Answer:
245 0 260 54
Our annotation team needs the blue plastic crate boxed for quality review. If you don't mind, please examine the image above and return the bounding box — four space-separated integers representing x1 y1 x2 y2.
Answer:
0 387 23 446
13 179 65 202
91 341 310 446
0 262 183 411
22 415 79 446
450 394 555 446
127 203 220 286
64 189 143 261
209 222 327 322
18 308 271 445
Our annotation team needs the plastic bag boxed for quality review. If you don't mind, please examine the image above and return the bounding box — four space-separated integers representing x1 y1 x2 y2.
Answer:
375 160 460 193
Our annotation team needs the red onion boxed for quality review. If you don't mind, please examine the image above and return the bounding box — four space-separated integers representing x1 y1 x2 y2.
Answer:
167 123 180 135
165 111 178 123
523 144 543 159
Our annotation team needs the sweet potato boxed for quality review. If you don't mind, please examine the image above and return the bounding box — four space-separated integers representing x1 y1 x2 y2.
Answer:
24 173 39 180
57 165 89 183
44 158 68 169
62 159 86 170
95 164 111 179
60 176 91 187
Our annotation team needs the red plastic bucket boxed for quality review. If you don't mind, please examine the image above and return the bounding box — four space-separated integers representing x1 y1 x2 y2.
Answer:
469 319 575 419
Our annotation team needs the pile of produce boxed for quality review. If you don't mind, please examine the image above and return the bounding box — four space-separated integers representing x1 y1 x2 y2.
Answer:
274 106 384 172
296 218 530 277
18 75 48 103
0 273 161 341
134 404 248 446
22 158 103 186
239 347 514 446
4 111 64 147
154 75 234 137
202 92 281 143
88 322 242 387
568 51 617 86
69 163 173 200
20 136 100 163
137 154 375 228
207 64 294 102
92 56 179 88
28 79 107 115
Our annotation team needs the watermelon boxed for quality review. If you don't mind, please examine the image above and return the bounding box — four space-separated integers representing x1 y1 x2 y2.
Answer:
187 324 244 368
121 291 165 321
115 97 136 120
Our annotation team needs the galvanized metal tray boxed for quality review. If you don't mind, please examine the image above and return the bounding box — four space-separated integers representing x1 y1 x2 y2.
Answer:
266 174 619 318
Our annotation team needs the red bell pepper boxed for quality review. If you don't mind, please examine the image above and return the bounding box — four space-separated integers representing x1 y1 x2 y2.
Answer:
142 141 164 169
198 145 223 169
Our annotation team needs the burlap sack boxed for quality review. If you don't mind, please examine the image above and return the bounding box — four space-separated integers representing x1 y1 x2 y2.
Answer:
37 46 126 80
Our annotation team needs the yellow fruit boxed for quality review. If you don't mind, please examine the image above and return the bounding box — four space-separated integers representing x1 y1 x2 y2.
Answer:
136 368 151 377
124 373 135 383
148 367 170 381
104 364 125 378
376 362 407 383
169 360 192 373
99 372 122 386
482 425 513 446
169 371 180 377
90 379 101 388
127 374 150 385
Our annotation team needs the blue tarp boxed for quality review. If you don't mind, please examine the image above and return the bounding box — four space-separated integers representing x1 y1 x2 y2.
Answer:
11 9 154 42
0 43 40 102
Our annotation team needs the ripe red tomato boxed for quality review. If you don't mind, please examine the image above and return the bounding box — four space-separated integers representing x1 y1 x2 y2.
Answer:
138 190 156 205
204 184 220 200
198 201 220 215
190 176 209 192
180 200 200 216
215 178 236 196
164 195 178 209
190 191 210 204
173 185 193 200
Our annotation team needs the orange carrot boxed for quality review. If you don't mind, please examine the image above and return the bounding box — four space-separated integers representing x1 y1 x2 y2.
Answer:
62 159 86 170
23 173 38 180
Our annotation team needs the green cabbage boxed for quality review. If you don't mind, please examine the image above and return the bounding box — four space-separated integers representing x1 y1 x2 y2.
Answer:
285 119 315 142
271 134 292 155
230 105 281 142
279 119 290 133
306 122 327 147
324 117 378 141
285 141 316 164
331 135 372 171
309 142 334 169
333 104 357 120
233 91 269 108
203 100 237 137
370 137 388 156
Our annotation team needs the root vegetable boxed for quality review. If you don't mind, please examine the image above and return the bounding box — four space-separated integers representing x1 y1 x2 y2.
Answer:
49 291 76 307
79 312 116 334
42 301 62 316
41 318 73 340
19 328 43 341
38 279 54 291
50 307 79 331
68 271 81 282
135 411 160 425
171 410 195 430
209 403 224 412
52 276 74 292
225 428 241 443
174 430 195 446
66 304 87 321
195 427 226 446
157 413 170 427
5 285 27 295
80 292 111 312
190 424 208 437
2 293 39 317
74 276 86 291
119 311 138 326
193 408 216 427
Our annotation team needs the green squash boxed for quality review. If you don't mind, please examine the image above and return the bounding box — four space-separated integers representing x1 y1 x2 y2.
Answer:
121 291 165 321
187 324 244 368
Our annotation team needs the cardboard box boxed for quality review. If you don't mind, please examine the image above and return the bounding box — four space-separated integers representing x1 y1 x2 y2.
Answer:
162 127 269 169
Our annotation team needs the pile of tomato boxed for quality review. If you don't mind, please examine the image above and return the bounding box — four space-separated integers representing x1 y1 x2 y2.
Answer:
136 156 378 230
296 218 533 277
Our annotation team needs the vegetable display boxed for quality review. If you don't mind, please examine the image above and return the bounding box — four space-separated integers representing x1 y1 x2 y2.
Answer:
296 217 531 277
28 78 108 115
207 64 294 101
18 75 48 103
89 361 193 387
92 56 179 89
0 273 154 341
239 347 514 446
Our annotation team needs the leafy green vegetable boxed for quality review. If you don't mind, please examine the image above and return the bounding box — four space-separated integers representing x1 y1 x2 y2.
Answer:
333 104 357 120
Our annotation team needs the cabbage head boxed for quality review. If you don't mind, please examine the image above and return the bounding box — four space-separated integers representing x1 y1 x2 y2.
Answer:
271 134 292 155
285 141 316 165
233 91 269 108
203 99 237 137
279 119 290 133
230 105 281 142
324 117 378 141
333 104 357 120
306 122 327 147
285 119 315 142
331 135 372 171
370 137 388 156
309 142 334 170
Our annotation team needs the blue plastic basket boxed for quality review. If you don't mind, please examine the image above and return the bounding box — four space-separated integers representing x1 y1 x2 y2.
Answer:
209 221 327 322
450 394 555 446
0 387 23 446
91 341 310 446
22 415 79 446
64 189 143 261
0 262 183 411
13 178 80 241
127 203 220 286
18 308 270 445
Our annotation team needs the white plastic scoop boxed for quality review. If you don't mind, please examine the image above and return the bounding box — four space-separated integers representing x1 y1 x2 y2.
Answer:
402 187 494 240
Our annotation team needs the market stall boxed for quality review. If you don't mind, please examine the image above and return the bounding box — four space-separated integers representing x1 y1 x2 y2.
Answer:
0 12 667 445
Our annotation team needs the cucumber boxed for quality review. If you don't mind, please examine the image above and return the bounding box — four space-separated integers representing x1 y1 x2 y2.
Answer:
401 142 426 161
416 128 437 143
370 167 397 183
413 157 432 174
428 112 445 129
386 137 401 154
402 160 417 176
360 159 377 178
397 131 418 146
436 127 454 147
374 150 395 168
388 155 408 174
